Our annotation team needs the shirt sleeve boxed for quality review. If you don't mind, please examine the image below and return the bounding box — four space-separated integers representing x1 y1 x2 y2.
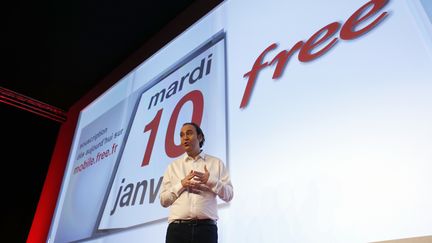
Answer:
159 166 185 207
207 159 234 202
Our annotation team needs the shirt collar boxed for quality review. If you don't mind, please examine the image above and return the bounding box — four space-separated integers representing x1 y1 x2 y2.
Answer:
183 150 207 162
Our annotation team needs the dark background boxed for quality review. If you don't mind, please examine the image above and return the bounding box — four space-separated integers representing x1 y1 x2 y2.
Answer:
0 0 221 242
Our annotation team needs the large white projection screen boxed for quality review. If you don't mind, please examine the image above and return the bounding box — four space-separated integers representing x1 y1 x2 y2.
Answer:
48 0 432 242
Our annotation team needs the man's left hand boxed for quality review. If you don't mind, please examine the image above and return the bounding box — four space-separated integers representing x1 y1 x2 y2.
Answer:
192 165 210 184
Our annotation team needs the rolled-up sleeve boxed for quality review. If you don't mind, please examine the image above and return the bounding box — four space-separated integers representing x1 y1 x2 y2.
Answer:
208 160 234 202
160 166 184 207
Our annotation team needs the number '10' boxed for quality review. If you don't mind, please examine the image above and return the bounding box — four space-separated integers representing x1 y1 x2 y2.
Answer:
141 90 204 167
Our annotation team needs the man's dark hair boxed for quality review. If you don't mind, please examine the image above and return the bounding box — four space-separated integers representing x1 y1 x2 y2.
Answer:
183 122 205 148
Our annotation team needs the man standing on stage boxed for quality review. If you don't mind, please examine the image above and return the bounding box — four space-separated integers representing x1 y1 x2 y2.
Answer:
160 122 234 243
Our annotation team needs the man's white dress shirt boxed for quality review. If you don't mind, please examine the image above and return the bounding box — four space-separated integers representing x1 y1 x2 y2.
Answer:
160 152 233 223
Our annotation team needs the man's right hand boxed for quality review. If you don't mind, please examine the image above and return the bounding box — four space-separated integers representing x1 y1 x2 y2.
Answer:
181 170 209 194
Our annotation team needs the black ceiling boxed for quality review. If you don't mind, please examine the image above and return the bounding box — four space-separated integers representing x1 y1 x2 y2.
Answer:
1 0 205 110
0 0 220 242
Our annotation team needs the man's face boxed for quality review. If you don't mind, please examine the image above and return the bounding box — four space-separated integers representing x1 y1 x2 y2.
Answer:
180 124 202 156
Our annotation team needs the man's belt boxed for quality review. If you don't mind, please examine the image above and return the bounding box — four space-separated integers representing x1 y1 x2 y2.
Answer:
171 219 216 225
